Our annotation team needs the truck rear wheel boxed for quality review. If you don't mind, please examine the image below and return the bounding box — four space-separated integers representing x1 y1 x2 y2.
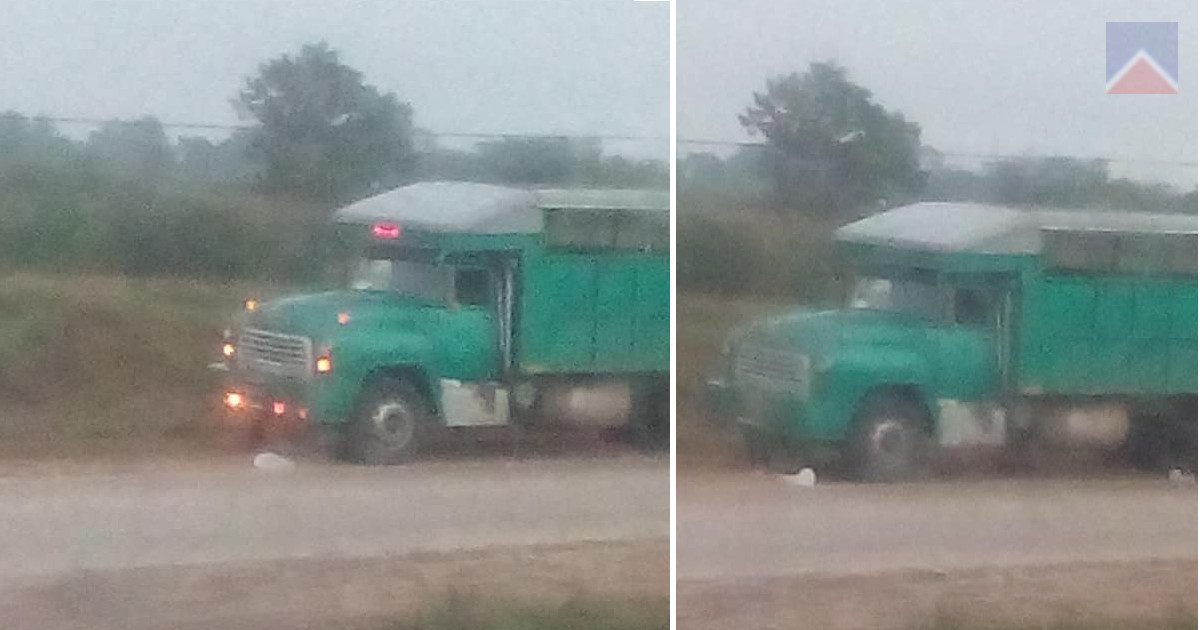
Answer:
629 380 669 452
849 392 930 482
1126 399 1197 474
345 378 429 465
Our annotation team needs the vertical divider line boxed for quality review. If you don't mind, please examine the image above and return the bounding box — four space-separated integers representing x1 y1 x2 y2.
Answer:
668 0 678 627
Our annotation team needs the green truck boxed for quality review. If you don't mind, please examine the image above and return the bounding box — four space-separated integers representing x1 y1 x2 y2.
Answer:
217 182 668 463
708 202 1197 480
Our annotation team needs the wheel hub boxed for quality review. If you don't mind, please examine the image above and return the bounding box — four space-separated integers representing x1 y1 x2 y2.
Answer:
373 401 415 445
870 419 908 457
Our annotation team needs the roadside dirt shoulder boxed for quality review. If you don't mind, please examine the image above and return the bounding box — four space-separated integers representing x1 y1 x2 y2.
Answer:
3 538 669 630
678 559 1197 630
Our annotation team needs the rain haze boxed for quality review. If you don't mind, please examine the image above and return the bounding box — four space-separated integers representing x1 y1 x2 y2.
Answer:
679 0 1198 189
0 2 672 627
0 0 668 158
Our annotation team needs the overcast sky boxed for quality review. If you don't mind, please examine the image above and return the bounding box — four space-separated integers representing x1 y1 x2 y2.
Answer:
0 0 668 158
679 0 1197 189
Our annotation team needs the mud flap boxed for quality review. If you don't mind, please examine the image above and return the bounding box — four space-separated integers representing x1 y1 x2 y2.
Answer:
440 379 510 427
937 400 1007 447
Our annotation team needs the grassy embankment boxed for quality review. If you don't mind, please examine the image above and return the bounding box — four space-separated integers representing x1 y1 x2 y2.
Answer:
0 272 280 456
913 611 1197 630
394 594 667 630
374 592 1194 630
676 207 841 469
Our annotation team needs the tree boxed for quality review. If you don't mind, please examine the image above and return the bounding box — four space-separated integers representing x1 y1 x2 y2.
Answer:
235 42 415 201
740 62 923 214
86 117 174 184
473 136 585 184
987 157 1109 207
0 112 85 176
176 132 259 186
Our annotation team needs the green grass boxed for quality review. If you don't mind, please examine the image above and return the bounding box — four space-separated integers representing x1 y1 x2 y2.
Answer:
677 209 842 300
675 292 785 469
390 593 667 630
913 609 1198 630
0 272 280 445
675 205 846 469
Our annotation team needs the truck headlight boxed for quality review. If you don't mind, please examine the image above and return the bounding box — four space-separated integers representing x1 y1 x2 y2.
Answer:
315 354 333 374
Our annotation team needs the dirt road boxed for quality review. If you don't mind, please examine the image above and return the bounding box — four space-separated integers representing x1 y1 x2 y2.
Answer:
678 470 1196 628
0 454 668 579
679 471 1195 580
0 453 668 628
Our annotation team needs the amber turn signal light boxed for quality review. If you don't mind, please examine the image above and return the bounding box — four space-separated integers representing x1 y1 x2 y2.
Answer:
315 356 332 374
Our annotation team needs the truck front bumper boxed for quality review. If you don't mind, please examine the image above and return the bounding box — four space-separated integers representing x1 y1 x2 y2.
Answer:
210 362 343 430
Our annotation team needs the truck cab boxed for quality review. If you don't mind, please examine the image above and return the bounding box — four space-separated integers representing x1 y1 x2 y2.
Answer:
218 182 668 463
709 203 1197 480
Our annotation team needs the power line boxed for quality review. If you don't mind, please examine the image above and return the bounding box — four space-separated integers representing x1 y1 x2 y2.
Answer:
0 112 668 143
677 136 1198 167
935 151 1197 168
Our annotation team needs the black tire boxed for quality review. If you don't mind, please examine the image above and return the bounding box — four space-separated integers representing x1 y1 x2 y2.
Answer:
848 392 930 482
1126 405 1197 474
629 381 669 452
344 378 430 465
1125 417 1171 472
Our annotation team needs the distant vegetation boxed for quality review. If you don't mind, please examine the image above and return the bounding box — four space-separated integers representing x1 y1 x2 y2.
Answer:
679 61 1197 300
0 41 666 284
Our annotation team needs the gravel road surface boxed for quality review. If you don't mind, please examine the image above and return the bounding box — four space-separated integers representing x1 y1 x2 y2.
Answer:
0 454 669 579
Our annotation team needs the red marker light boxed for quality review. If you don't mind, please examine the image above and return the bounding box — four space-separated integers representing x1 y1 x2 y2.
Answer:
372 222 401 239
272 401 286 416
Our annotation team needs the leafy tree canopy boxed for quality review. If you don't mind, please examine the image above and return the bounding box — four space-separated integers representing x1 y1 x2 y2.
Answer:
740 62 923 214
235 41 415 201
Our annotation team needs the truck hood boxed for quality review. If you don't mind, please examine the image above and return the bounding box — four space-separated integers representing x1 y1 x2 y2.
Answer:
245 291 445 339
733 307 934 358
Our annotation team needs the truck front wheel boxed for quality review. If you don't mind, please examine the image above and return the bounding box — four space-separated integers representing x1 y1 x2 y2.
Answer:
849 392 930 482
345 378 430 465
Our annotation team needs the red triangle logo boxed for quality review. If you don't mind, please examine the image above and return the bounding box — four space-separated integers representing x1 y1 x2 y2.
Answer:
1107 57 1178 94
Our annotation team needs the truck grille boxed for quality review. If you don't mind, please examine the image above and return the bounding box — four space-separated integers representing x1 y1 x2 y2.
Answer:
734 344 811 397
237 328 313 379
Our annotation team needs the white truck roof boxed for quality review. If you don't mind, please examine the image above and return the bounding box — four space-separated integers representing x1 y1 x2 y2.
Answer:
333 181 668 235
836 202 1196 255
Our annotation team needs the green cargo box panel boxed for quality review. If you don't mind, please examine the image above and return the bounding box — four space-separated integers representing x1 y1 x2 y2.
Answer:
1019 273 1197 395
594 255 668 372
518 252 596 371
517 250 667 374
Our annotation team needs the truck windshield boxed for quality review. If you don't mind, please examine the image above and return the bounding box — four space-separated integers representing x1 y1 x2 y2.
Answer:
849 276 943 320
350 257 452 302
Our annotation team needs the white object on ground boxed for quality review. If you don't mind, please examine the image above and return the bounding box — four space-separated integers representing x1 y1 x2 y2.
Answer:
1167 468 1194 484
782 467 817 487
253 452 296 471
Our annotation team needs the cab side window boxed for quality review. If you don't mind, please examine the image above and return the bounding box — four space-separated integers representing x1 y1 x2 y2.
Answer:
455 268 492 306
954 287 991 326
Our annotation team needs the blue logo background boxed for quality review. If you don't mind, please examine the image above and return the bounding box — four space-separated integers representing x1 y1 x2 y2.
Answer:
1106 22 1178 81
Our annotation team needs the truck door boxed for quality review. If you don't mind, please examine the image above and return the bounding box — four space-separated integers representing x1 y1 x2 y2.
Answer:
952 276 1017 393
452 259 508 376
